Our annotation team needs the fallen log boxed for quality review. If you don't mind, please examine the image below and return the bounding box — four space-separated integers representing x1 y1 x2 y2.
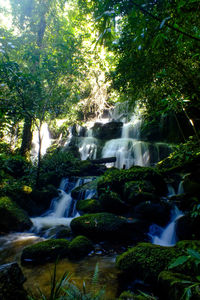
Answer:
90 157 116 164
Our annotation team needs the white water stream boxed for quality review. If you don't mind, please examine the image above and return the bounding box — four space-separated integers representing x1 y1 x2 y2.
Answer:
31 177 94 232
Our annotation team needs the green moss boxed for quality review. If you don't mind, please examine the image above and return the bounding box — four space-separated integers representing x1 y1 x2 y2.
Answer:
76 199 103 213
21 239 70 264
0 196 32 232
69 235 93 259
70 212 128 240
98 166 167 197
116 243 179 282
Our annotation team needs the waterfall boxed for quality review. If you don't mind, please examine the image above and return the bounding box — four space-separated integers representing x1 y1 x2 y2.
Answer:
149 206 183 246
31 122 52 159
31 178 90 232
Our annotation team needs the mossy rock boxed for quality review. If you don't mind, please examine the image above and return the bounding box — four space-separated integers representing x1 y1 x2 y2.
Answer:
0 196 32 233
68 235 93 259
123 180 159 205
21 239 70 264
158 271 200 300
70 212 128 240
99 190 128 214
116 243 179 282
98 166 167 198
76 199 103 214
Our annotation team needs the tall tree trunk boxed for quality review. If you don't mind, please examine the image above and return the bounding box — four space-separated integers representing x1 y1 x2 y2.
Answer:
20 116 33 158
35 122 42 188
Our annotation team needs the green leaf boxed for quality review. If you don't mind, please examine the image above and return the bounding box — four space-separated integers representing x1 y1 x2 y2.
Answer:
187 249 200 260
168 256 189 269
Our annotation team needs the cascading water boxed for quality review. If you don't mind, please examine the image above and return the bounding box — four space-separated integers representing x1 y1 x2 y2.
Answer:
102 115 151 168
149 182 184 246
31 177 96 233
149 206 183 246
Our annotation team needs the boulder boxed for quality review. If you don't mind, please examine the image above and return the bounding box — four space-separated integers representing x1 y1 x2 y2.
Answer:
116 243 179 283
68 235 94 259
0 262 27 300
21 239 70 264
0 196 32 233
70 212 129 240
92 121 123 140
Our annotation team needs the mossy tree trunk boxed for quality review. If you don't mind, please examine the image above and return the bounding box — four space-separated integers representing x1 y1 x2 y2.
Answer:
20 116 33 158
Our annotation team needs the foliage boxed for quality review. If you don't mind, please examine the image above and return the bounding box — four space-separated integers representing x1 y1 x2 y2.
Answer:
83 0 200 129
168 248 200 300
157 136 200 171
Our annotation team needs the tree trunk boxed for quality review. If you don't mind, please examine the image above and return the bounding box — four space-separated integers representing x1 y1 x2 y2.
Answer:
35 122 42 188
20 117 33 158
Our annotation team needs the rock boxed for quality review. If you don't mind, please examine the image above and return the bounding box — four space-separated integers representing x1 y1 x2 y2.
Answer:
0 196 32 233
70 212 129 240
97 166 167 198
44 225 72 239
99 190 128 214
116 243 179 283
158 271 200 300
68 235 94 259
123 180 159 205
133 202 171 226
76 199 103 214
21 239 70 264
0 262 28 300
92 121 123 140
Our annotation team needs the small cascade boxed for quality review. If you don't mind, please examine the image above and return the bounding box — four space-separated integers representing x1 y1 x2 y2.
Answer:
149 206 183 247
102 114 151 168
31 178 92 232
177 181 184 194
78 127 98 161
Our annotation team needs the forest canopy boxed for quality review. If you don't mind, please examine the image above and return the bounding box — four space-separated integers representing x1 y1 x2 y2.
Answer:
0 0 200 157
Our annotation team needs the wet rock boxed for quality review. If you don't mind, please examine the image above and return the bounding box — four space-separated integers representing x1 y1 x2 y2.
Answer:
92 121 123 140
0 262 28 300
0 196 32 233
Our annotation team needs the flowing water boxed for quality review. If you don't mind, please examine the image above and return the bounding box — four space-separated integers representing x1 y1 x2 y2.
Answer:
149 206 183 247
